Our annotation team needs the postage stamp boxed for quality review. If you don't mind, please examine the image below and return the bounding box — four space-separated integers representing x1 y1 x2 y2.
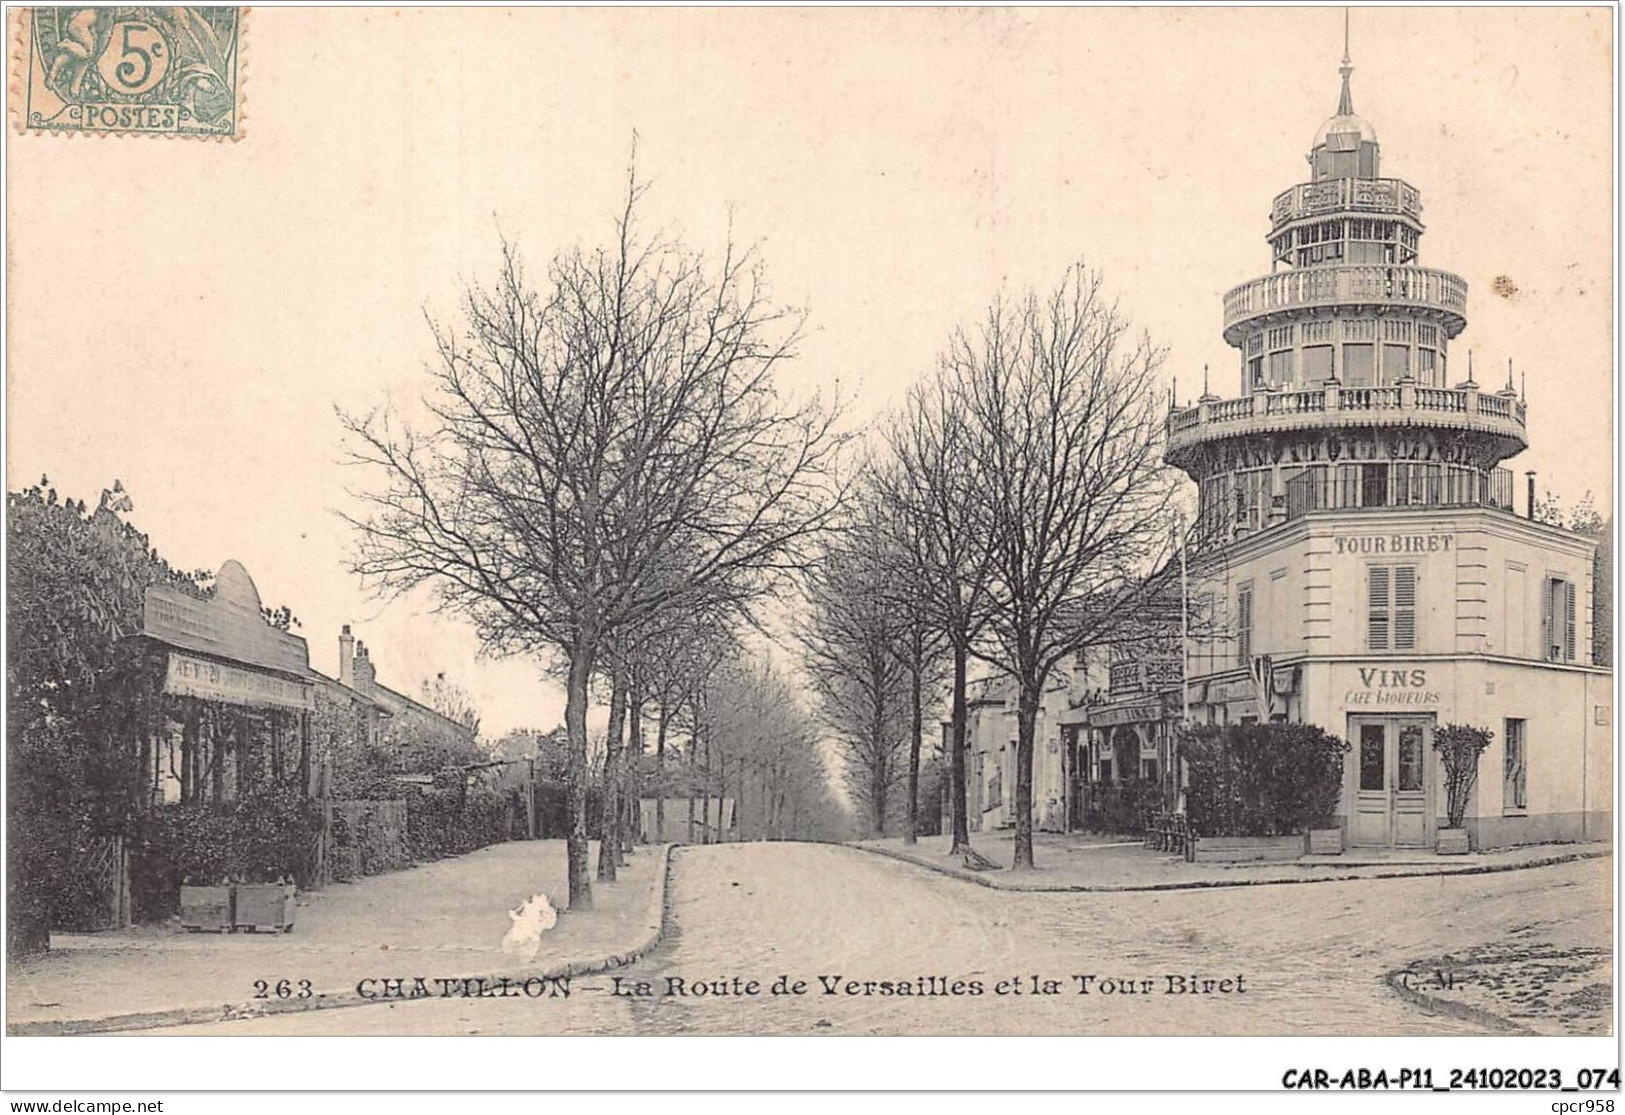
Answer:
16 7 242 137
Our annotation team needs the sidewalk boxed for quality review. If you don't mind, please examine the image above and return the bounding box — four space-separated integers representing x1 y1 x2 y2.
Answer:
855 830 1610 892
7 839 670 1035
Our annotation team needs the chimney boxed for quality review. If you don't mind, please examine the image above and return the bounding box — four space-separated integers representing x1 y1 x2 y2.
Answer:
339 624 355 688
1526 471 1537 521
353 640 376 693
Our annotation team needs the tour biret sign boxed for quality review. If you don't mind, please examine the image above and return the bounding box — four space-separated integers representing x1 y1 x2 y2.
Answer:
1332 532 1455 556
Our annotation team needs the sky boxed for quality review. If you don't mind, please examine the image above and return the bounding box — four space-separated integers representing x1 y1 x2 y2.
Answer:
7 7 1614 738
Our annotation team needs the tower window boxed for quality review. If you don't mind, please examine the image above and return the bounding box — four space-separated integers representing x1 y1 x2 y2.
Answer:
1342 343 1374 386
1302 345 1334 384
1381 343 1410 384
1417 348 1439 386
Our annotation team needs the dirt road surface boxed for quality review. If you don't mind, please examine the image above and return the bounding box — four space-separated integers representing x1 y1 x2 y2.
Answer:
131 842 1610 1037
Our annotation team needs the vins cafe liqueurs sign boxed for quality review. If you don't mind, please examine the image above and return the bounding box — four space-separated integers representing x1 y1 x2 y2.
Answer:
1344 666 1442 708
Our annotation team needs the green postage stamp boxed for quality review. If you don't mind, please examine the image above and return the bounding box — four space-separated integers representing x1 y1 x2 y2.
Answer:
18 7 242 137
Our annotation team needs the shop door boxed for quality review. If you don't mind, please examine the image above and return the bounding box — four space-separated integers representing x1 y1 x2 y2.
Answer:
1351 717 1431 847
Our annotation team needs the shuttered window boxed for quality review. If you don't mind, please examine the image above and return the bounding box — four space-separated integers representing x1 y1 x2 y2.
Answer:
1544 577 1577 662
1368 564 1417 651
1236 582 1253 665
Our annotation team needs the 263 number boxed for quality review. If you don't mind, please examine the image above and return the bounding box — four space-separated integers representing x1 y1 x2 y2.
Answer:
253 979 314 1000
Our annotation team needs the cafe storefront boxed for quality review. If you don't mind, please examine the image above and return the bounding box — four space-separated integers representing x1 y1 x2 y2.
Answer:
1288 656 1610 850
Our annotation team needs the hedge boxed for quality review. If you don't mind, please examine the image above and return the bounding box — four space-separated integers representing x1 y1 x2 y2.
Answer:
1180 722 1349 837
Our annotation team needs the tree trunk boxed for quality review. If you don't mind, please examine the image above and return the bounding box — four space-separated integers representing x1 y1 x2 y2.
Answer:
654 701 669 842
564 639 595 910
870 741 888 836
625 676 644 854
948 640 971 855
717 754 728 843
905 655 923 845
1012 675 1040 870
598 665 627 882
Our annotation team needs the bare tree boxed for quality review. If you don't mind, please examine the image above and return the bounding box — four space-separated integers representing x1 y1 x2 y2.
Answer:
341 167 845 909
799 503 913 835
877 378 998 863
702 655 844 841
954 263 1180 869
420 671 483 738
866 466 947 845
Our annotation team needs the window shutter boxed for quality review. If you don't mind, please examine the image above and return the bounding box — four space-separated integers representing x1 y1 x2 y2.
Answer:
1237 584 1253 664
1367 566 1390 650
1393 565 1417 650
1564 580 1577 662
1542 579 1557 660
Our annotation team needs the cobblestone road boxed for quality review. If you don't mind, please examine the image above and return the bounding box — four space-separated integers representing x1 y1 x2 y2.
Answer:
135 842 1611 1036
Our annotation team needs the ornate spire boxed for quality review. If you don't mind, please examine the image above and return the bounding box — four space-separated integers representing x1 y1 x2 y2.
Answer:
1337 8 1355 116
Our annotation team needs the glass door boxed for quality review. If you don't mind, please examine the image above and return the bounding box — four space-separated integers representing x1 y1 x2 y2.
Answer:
1349 716 1433 847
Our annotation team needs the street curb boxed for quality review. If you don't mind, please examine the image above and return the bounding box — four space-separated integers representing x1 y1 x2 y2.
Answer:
10 842 676 1037
847 841 1610 894
1380 967 1537 1036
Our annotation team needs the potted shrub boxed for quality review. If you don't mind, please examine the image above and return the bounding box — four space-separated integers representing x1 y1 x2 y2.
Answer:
173 806 236 932
229 787 314 932
1433 723 1492 855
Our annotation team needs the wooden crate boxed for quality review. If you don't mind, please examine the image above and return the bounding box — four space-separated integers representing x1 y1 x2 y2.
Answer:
179 885 234 932
234 883 296 932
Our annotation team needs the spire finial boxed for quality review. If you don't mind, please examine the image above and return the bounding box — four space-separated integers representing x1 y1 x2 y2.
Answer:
1337 8 1355 116
1507 357 1515 393
1467 350 1475 385
1203 363 1210 396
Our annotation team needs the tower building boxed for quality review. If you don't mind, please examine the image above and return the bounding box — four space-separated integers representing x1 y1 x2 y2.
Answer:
1158 34 1611 851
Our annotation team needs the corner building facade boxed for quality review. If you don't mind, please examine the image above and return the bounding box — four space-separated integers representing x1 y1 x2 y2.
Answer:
1167 51 1611 850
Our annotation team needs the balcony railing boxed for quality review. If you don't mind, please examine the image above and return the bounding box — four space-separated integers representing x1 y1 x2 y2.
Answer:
1270 177 1423 231
1283 466 1515 521
1222 265 1467 340
1165 382 1527 460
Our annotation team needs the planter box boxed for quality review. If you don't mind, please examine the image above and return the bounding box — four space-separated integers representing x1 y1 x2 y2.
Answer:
1436 828 1471 856
179 885 234 932
1306 828 1344 855
1191 835 1304 863
234 883 296 932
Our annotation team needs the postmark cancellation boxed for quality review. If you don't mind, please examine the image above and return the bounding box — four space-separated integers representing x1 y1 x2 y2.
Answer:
15 7 242 138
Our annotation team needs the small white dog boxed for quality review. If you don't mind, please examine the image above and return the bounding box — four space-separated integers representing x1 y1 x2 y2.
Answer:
500 893 558 962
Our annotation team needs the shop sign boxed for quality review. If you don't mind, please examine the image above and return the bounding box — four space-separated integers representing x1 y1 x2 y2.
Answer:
1343 665 1441 708
143 560 311 676
1207 677 1255 704
1332 533 1454 556
165 651 314 711
1089 703 1163 728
